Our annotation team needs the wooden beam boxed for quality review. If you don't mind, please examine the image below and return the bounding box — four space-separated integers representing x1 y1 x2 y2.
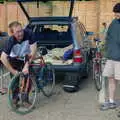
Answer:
4 1 8 32
96 0 100 34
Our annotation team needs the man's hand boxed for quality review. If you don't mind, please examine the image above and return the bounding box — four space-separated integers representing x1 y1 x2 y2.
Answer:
22 62 29 74
12 70 19 76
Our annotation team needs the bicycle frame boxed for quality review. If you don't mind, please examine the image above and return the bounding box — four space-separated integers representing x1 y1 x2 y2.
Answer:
19 55 46 91
92 38 103 91
95 39 102 59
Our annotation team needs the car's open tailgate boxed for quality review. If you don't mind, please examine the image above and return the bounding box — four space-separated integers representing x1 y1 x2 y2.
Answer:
16 0 75 21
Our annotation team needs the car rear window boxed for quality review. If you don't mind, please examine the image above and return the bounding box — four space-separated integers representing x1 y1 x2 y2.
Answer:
26 24 72 47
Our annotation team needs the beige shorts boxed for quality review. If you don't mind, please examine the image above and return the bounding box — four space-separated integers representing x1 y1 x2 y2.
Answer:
102 60 120 80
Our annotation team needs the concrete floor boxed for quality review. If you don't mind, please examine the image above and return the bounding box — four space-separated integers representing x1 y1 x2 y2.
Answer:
0 75 119 120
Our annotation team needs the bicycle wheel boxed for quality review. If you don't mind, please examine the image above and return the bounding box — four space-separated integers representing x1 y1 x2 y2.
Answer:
93 62 102 91
8 73 37 115
40 63 55 97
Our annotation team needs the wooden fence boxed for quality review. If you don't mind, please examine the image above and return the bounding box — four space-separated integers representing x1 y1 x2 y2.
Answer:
0 0 119 33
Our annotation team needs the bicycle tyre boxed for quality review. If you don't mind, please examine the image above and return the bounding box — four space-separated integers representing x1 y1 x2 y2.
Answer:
40 63 55 97
93 62 102 91
8 73 37 115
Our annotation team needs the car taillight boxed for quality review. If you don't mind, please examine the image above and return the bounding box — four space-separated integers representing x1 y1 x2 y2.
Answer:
73 49 83 63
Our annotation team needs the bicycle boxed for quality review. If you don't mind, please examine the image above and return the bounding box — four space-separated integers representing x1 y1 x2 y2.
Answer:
0 62 9 95
8 54 55 114
92 38 106 91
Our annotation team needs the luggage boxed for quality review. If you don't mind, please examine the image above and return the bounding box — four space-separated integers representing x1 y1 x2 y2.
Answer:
63 49 73 61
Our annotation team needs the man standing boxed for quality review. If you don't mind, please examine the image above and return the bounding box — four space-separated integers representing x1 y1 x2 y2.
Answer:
100 3 120 110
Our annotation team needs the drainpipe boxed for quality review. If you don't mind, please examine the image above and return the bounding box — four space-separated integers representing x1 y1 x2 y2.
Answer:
4 0 8 32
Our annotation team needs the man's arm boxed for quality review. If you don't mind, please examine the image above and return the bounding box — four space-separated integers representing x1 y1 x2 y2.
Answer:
22 42 37 74
29 42 37 61
22 30 37 73
1 52 18 75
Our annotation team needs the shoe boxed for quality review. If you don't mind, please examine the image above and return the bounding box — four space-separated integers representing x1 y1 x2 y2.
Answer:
0 88 7 95
100 101 117 111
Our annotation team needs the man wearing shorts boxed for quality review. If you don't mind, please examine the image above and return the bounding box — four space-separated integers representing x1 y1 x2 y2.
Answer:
1 21 37 106
100 3 120 110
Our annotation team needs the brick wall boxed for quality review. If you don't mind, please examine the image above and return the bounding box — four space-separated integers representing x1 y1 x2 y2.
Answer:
0 0 119 33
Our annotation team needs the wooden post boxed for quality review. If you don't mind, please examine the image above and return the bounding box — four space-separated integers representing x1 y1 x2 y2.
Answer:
99 76 106 104
4 1 8 32
96 0 100 37
98 0 106 104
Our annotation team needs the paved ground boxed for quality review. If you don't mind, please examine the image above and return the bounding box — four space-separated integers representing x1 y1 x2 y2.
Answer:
0 76 120 120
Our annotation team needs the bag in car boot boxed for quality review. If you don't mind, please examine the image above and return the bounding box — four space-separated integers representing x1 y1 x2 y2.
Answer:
63 73 80 93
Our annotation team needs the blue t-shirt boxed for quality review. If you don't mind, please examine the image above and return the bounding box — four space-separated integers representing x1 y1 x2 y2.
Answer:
3 29 36 60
